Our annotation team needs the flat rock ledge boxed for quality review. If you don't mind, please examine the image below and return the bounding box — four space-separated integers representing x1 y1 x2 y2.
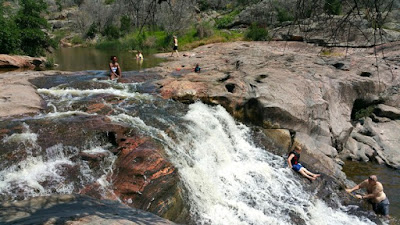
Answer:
0 70 71 118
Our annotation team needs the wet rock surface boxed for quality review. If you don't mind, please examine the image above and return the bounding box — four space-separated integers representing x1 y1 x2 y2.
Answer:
0 72 190 223
0 194 175 225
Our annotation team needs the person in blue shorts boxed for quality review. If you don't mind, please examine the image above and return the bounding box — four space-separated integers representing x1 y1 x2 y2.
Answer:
287 146 320 180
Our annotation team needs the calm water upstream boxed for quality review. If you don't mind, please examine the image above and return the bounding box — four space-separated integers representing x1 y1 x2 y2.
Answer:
49 47 165 71
343 160 400 221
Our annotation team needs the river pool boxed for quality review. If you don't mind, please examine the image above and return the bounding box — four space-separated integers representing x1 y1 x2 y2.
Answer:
48 47 165 72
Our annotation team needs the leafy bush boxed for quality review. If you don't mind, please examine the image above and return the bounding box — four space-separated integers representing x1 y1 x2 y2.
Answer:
86 23 97 39
276 7 294 23
120 15 131 34
105 0 115 4
195 21 214 38
245 23 269 41
56 0 62 11
45 56 55 69
324 0 342 15
354 106 375 120
103 25 120 39
71 35 83 44
215 10 240 29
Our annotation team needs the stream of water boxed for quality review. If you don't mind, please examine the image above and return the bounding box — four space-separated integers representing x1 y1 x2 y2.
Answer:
0 71 387 224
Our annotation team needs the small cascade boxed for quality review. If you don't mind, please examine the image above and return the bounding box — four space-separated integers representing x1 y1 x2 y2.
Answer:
113 102 375 225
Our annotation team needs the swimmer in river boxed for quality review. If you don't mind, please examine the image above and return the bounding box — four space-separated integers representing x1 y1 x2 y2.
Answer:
346 175 390 217
109 56 122 80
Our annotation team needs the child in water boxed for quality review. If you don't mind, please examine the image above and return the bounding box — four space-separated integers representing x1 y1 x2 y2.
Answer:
136 51 143 60
109 56 122 80
287 146 320 180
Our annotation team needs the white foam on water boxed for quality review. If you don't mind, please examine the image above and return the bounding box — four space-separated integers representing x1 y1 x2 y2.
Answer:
0 144 77 199
38 87 152 100
0 141 118 201
2 123 38 146
109 102 375 225
38 111 97 119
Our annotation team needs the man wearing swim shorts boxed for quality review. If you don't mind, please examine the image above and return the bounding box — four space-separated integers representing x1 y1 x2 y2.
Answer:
346 175 390 217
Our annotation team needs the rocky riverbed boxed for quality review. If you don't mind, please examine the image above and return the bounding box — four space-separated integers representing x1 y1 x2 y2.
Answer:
1 41 399 224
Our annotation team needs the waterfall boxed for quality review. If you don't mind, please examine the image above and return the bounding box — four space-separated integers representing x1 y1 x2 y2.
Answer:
0 74 378 224
114 102 375 225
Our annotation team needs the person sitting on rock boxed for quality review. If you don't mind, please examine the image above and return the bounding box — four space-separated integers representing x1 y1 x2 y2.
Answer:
346 175 390 217
193 63 201 73
109 56 122 80
287 146 320 180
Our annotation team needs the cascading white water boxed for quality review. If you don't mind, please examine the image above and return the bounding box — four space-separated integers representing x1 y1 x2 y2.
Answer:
0 124 117 201
112 102 375 225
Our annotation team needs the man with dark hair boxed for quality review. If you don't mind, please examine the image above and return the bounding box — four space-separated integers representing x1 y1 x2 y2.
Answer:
346 175 390 217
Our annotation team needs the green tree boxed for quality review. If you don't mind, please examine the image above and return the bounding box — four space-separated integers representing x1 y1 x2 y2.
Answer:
245 23 269 41
14 0 53 56
120 15 132 35
0 1 21 54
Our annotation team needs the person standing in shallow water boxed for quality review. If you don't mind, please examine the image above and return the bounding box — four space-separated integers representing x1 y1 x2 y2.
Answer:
346 175 390 217
109 56 122 80
170 36 179 57
287 146 320 180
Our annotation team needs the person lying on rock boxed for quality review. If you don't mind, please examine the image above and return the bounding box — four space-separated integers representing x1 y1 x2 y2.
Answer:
287 146 320 180
109 56 122 80
346 175 390 218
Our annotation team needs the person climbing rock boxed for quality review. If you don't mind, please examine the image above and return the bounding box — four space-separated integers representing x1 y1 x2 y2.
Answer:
346 175 390 217
287 146 320 180
109 56 122 80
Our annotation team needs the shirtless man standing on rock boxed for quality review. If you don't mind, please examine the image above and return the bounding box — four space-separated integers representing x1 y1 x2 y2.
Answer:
346 175 390 217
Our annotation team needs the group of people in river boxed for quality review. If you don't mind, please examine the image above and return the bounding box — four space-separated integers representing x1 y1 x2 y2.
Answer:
288 145 390 218
109 36 201 80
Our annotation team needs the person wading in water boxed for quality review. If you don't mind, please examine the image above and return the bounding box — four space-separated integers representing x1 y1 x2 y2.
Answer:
109 56 122 80
346 175 390 217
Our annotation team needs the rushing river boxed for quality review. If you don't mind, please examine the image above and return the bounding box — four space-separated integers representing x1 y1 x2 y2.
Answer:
0 71 388 224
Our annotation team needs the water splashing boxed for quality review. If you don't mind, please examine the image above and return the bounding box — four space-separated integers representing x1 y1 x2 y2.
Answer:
112 102 375 225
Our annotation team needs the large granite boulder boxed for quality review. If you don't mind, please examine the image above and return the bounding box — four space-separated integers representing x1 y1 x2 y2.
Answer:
154 40 400 172
0 54 46 69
